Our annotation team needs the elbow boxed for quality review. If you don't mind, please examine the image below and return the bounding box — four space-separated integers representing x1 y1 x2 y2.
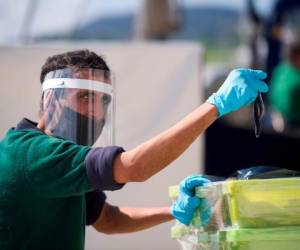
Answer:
119 164 150 183
125 158 150 182
95 227 117 235
93 203 121 235
127 169 149 182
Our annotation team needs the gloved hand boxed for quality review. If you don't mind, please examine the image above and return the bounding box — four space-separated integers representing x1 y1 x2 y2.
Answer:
170 175 210 225
207 68 268 117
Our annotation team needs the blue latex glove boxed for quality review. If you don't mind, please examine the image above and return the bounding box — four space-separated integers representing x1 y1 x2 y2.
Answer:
207 68 268 117
171 175 211 225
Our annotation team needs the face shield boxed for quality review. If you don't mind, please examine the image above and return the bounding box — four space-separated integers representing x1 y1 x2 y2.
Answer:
41 68 115 147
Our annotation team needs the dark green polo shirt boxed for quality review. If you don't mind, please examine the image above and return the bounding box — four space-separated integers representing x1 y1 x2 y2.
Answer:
0 119 124 250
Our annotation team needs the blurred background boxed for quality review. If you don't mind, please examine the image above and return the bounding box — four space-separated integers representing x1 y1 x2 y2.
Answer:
1 0 300 249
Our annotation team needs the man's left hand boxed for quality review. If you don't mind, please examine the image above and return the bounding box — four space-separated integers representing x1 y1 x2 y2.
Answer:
170 175 210 225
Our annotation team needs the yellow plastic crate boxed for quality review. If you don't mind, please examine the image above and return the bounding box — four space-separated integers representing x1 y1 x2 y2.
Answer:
170 178 300 229
225 178 300 228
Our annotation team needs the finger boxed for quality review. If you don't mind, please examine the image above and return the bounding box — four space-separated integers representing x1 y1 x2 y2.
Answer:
189 196 201 209
180 175 210 195
186 176 210 190
251 80 269 93
247 69 268 80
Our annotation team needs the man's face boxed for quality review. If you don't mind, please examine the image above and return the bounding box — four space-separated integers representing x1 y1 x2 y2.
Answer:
60 68 112 121
63 89 111 121
41 67 113 145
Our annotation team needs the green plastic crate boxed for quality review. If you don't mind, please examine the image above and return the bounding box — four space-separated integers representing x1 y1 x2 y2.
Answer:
172 226 300 250
213 227 300 250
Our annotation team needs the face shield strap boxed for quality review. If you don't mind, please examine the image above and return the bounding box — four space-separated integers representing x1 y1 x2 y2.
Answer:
42 78 113 95
44 68 111 82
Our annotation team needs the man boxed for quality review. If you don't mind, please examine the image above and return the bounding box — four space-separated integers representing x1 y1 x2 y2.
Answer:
0 50 268 249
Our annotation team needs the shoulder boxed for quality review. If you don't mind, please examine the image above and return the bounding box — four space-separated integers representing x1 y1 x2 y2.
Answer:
2 128 91 165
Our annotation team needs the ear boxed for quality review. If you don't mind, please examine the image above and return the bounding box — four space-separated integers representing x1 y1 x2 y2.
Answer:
43 89 66 112
43 90 55 111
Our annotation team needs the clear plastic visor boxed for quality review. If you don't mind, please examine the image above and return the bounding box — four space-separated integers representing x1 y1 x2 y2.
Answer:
41 68 115 147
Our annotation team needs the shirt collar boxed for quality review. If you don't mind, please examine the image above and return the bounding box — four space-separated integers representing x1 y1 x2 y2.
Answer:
15 118 42 132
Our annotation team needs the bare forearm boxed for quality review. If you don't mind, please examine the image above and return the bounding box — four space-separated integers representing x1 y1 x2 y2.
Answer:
94 205 173 234
114 103 218 183
114 207 173 233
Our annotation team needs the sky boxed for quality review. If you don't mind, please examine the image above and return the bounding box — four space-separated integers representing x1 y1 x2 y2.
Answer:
0 0 274 44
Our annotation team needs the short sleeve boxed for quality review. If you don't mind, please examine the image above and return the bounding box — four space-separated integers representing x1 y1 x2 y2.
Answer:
85 146 125 191
85 190 107 225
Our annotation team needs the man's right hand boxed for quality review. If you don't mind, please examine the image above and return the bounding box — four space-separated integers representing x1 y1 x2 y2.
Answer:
206 68 268 117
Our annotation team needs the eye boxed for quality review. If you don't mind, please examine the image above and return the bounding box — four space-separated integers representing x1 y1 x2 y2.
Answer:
102 94 111 105
78 92 95 101
79 93 89 100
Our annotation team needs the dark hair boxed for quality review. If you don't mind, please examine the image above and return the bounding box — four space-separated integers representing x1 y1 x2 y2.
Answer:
39 49 110 116
40 49 110 83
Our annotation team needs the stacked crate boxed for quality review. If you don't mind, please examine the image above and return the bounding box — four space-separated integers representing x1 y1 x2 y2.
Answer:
170 178 300 250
